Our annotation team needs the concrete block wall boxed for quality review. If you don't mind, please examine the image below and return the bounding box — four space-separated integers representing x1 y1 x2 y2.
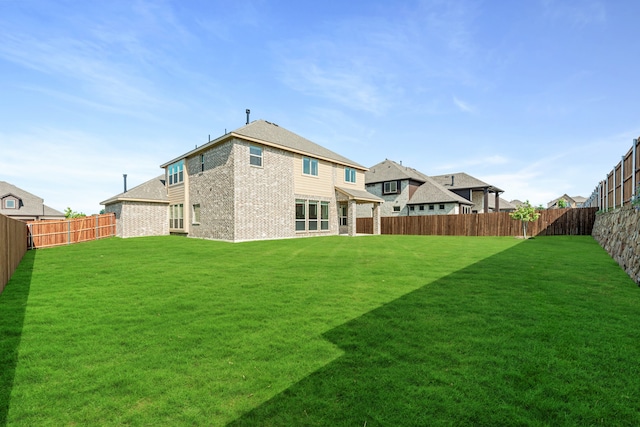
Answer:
592 206 640 284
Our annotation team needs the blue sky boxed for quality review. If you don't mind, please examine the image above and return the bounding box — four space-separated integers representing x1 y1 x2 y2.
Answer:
1 0 638 214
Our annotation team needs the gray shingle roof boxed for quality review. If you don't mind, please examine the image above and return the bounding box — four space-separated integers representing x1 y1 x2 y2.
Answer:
365 159 430 184
430 172 503 193
408 178 474 205
162 120 365 169
0 181 65 217
100 175 168 205
335 186 384 203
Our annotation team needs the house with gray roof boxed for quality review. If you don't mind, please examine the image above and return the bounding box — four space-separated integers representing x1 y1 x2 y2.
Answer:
102 119 382 241
358 160 508 217
358 159 474 217
101 176 169 238
547 194 586 209
0 181 65 221
430 172 505 213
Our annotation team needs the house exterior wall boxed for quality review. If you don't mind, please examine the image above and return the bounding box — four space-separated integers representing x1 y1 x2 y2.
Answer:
105 201 168 238
408 203 459 215
187 140 235 241
233 140 298 241
360 180 409 217
471 190 486 213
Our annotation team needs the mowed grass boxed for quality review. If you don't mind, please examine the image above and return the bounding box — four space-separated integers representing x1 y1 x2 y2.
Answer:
1 235 638 426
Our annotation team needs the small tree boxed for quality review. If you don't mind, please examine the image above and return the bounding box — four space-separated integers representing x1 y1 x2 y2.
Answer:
510 201 541 239
64 207 86 218
557 198 567 208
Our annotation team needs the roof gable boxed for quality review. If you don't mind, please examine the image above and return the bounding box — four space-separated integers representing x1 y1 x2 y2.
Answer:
430 172 503 193
101 175 168 205
365 159 430 184
162 120 365 170
408 177 474 205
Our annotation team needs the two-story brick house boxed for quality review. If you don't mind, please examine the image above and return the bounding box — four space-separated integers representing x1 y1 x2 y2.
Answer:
358 159 507 217
104 120 382 241
357 159 473 217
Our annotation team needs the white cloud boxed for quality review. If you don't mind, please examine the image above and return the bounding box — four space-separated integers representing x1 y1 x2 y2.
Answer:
453 96 475 113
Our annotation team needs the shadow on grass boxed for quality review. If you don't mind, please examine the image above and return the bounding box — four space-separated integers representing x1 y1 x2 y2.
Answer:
229 238 639 426
0 250 35 426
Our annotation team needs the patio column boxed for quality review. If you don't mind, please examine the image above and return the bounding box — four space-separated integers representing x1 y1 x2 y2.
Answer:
348 199 357 236
483 188 489 213
495 192 500 212
372 203 381 235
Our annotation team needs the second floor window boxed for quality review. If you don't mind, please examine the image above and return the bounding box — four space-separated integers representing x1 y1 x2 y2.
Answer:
345 167 356 183
303 157 319 176
383 181 398 194
4 199 16 209
168 160 184 185
250 145 263 167
200 154 205 172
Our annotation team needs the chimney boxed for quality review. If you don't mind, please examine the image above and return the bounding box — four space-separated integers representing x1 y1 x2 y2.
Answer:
451 175 455 186
123 174 128 193
246 109 250 125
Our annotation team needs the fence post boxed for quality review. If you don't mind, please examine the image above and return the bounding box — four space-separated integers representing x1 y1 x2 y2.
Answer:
67 220 71 245
634 138 638 199
95 215 99 240
620 155 625 205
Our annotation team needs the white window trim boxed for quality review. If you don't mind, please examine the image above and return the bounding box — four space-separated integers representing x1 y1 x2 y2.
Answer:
250 145 263 167
302 157 319 177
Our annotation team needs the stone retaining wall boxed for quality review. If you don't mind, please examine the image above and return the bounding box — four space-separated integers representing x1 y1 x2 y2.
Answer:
592 206 640 284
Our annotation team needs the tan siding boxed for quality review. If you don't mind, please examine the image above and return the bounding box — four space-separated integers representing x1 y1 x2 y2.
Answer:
168 183 185 205
293 154 335 197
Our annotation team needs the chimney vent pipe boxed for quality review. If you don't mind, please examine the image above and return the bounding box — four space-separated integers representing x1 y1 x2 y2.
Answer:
246 109 250 125
123 174 128 193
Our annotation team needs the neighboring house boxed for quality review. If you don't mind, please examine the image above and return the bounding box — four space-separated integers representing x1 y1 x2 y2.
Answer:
103 119 382 242
547 194 586 209
487 197 516 213
358 159 503 217
101 176 169 238
430 172 505 213
0 181 65 221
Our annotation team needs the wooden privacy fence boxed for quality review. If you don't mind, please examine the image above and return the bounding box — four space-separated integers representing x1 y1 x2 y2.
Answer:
585 137 640 209
27 213 116 249
356 208 597 237
1 214 28 294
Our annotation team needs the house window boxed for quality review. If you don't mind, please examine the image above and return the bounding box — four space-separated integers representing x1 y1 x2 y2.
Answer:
168 160 184 185
303 157 319 176
393 206 400 212
296 199 306 231
170 204 184 229
345 167 356 183
409 206 415 211
339 204 348 226
384 181 398 194
250 145 263 167
429 205 434 210
419 205 425 211
200 154 205 172
308 201 318 230
296 199 329 232
321 202 329 230
4 199 15 209
439 204 445 210
192 204 200 224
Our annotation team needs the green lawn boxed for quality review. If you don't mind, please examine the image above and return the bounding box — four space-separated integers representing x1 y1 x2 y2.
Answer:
1 235 638 426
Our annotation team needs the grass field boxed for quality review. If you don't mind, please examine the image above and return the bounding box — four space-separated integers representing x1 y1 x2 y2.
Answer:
1 235 638 426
